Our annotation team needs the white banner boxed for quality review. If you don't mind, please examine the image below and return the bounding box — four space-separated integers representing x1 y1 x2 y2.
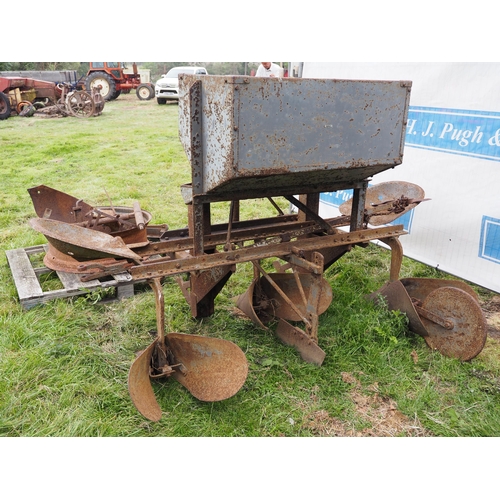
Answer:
303 63 500 293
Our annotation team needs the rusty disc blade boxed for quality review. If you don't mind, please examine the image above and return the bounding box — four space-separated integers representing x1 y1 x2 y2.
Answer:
167 333 248 401
420 286 487 361
275 319 326 365
128 340 163 422
339 181 425 226
400 277 480 304
29 217 142 263
259 273 333 322
367 280 428 338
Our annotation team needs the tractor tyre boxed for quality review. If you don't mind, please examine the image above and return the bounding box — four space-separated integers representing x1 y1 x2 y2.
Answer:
16 101 33 114
136 83 154 100
84 72 116 101
0 91 11 120
19 104 36 117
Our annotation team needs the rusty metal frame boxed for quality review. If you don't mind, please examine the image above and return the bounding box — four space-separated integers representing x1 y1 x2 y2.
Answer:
130 223 406 281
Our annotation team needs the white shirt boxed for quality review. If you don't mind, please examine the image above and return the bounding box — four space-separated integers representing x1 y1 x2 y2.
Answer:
255 63 283 78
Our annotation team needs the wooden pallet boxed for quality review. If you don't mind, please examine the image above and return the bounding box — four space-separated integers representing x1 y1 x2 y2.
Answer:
6 244 143 309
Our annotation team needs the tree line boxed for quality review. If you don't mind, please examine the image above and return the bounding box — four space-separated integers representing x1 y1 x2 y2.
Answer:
0 62 261 82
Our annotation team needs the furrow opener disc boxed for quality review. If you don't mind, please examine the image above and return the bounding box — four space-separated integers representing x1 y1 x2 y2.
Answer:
420 286 487 361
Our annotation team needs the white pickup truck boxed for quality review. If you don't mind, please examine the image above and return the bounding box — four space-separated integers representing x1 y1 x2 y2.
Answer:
155 66 208 104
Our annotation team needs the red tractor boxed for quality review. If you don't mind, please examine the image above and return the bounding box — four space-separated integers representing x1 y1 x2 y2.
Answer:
84 63 154 101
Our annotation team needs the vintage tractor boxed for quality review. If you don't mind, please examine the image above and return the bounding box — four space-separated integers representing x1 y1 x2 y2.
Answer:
84 63 154 101
0 77 104 119
26 75 488 421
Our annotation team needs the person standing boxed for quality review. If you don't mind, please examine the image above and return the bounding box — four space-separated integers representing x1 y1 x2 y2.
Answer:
255 62 283 77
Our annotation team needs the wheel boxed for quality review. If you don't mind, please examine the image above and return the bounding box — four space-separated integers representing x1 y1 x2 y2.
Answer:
0 91 11 120
66 91 95 118
91 90 105 115
16 101 33 114
157 97 167 105
420 286 487 361
84 72 116 101
19 103 35 117
136 83 154 100
110 89 121 100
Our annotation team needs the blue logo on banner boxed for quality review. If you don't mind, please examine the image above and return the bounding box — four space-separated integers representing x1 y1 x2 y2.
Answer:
406 106 500 161
319 188 415 232
479 216 500 264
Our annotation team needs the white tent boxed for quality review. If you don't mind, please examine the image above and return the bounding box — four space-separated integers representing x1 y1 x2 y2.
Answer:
303 63 500 293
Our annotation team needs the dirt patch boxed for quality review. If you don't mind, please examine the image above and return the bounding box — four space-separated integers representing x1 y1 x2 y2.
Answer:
482 295 500 339
302 372 432 437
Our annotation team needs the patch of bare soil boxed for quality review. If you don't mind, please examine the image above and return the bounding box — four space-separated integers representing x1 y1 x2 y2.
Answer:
302 372 432 437
481 295 500 339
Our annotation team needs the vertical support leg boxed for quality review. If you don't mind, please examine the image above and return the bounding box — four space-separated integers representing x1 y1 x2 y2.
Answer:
379 236 404 282
190 200 211 256
232 200 240 222
297 193 320 223
350 180 368 231
185 199 235 318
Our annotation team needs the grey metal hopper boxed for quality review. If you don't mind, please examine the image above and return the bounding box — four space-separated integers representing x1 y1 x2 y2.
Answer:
178 75 412 200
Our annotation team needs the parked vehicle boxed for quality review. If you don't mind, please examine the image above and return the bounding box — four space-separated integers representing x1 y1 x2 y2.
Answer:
84 63 154 101
155 66 208 104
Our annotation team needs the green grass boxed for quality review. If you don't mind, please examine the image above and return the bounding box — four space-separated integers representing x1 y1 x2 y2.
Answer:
1 93 500 437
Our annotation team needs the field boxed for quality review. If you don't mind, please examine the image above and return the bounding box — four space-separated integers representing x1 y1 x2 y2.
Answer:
1 92 500 443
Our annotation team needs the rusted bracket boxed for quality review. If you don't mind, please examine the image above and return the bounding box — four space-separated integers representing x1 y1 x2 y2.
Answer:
413 300 454 330
281 247 324 274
